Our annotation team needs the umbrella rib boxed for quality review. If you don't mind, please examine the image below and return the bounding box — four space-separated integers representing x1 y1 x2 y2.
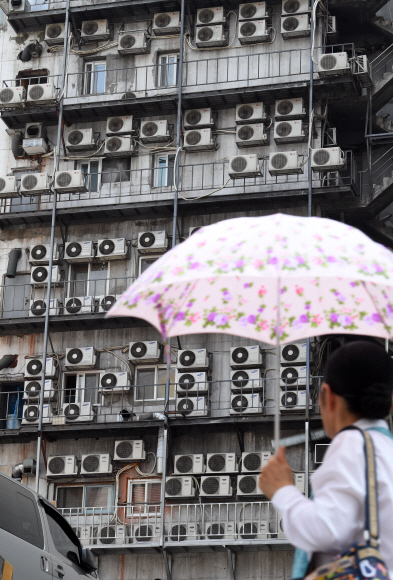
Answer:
360 280 392 338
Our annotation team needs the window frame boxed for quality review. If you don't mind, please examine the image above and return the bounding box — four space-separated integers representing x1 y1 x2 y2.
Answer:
67 261 110 298
154 152 175 188
62 371 100 405
134 364 176 402
157 53 179 88
77 158 102 193
138 255 161 277
56 483 115 516
127 478 162 517
84 60 106 96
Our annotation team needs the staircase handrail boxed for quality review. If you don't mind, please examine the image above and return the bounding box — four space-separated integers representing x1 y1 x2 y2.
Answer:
370 43 393 78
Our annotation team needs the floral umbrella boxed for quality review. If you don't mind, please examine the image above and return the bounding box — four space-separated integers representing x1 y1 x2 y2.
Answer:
107 213 393 447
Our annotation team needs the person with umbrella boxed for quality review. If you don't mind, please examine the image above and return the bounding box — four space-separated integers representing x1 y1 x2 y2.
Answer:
259 341 393 578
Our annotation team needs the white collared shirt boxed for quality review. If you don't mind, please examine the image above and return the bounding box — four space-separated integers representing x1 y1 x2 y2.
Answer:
272 419 393 573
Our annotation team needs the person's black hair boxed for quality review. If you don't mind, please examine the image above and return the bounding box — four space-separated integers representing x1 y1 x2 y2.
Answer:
323 340 393 419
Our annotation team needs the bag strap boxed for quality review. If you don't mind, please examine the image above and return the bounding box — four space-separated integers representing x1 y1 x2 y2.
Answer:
341 425 379 547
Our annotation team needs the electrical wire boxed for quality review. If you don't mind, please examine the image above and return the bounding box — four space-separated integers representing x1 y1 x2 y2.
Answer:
178 177 231 201
135 452 157 476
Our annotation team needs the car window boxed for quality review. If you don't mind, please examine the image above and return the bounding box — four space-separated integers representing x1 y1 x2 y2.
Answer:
42 503 81 564
0 476 44 549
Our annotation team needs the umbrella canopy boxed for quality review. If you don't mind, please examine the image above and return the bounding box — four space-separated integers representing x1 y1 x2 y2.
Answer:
108 213 393 343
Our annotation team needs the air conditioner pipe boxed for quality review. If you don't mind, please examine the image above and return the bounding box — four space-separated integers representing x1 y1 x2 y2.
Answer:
0 355 16 371
12 463 24 479
18 42 43 62
271 428 327 449
156 426 165 474
6 248 22 278
11 132 24 157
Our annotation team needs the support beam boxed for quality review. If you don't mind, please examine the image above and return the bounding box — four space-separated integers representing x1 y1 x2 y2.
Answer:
227 548 236 580
163 551 172 580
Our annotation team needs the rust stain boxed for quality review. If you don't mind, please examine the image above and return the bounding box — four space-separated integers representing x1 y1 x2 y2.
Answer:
120 554 125 580
27 334 36 356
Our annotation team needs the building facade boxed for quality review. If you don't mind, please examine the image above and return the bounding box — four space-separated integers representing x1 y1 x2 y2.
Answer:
0 0 392 578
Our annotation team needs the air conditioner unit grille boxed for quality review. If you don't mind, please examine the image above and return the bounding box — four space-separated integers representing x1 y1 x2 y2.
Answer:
135 525 153 542
240 4 257 18
313 149 330 165
207 523 225 538
166 478 182 495
130 342 147 358
232 395 248 412
99 527 116 544
319 54 337 71
68 130 84 145
0 88 15 103
230 157 248 173
238 126 254 141
232 370 250 388
208 454 226 472
185 110 202 126
66 348 83 364
32 267 49 283
66 242 82 257
282 367 298 384
66 298 82 313
283 0 300 12
177 399 194 414
170 524 187 541
139 233 155 248
197 27 214 42
25 381 41 396
101 296 116 311
185 131 202 146
31 300 46 315
283 16 299 31
108 118 124 133
22 175 38 190
175 456 193 473
281 392 297 406
106 137 122 152
64 403 81 420
239 522 258 539
202 477 219 494
237 104 254 120
179 350 196 366
119 34 135 49
31 245 48 260
243 453 261 471
239 475 257 493
82 21 98 35
24 405 39 422
26 359 42 375
47 23 62 38
29 86 44 101
56 172 72 187
178 374 196 390
26 125 41 137
48 456 65 474
270 153 288 170
142 122 158 137
155 13 171 27
82 455 100 472
0 178 6 191
116 441 133 458
240 22 256 36
276 122 293 137
232 347 249 364
199 8 215 23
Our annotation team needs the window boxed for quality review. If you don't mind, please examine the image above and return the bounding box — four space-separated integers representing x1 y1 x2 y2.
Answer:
0 384 24 429
42 501 80 564
84 61 106 95
134 366 176 401
127 479 161 515
57 484 114 516
138 255 160 276
155 153 175 187
158 54 179 87
63 372 99 405
68 262 108 298
79 159 101 193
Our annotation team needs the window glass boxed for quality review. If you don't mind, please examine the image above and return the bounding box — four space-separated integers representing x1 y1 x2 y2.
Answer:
57 487 83 510
84 374 98 404
157 367 176 399
84 485 112 508
159 55 178 87
0 10 5 26
64 374 77 404
69 264 88 297
44 505 80 563
81 161 99 192
140 257 158 275
156 154 175 187
131 483 146 504
93 63 106 94
147 482 161 504
89 262 107 296
135 368 155 400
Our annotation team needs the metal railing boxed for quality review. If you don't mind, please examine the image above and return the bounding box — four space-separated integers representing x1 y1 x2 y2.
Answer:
370 44 393 82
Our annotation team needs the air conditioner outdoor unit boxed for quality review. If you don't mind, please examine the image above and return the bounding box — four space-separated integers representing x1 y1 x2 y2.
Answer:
45 23 66 46
241 452 271 473
96 525 127 546
9 0 28 12
294 473 305 493
176 396 208 417
165 476 196 498
138 231 168 253
200 475 233 497
280 390 310 412
30 265 61 286
311 147 345 172
238 20 269 43
206 453 237 473
236 124 268 147
268 151 303 175
81 19 110 42
229 155 262 179
22 138 48 155
197 7 226 25
118 32 150 55
237 474 264 496
231 369 263 393
74 526 95 547
183 128 217 152
239 2 268 20
20 173 51 196
175 371 210 394
22 403 53 424
230 393 262 414
281 365 307 388
0 175 19 198
177 349 210 370
25 122 47 139
238 521 269 539
274 120 307 143
129 341 162 363
81 454 112 475
100 371 130 394
230 346 264 368
184 108 215 129
315 443 330 464
236 102 266 125
106 116 133 136
132 524 160 542
140 120 170 143
281 14 310 38
29 243 58 265
195 25 228 48
104 135 135 157
174 454 205 475
153 12 181 34
29 299 60 317
98 295 120 313
27 84 57 106
25 357 57 379
63 401 96 422
317 53 350 77
168 523 200 541
114 440 145 461
55 171 87 193
65 347 97 369
64 241 95 262
0 87 25 109
282 0 310 15
23 379 57 401
64 296 93 315
275 98 306 119
66 129 97 152
47 455 78 476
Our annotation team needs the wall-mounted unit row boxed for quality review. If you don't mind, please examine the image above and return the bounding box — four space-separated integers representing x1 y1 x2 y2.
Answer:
29 243 59 265
177 349 210 370
268 151 303 175
22 139 48 155
230 393 262 414
311 147 345 172
281 14 310 38
206 453 237 473
183 128 217 152
238 20 270 44
0 175 18 198
64 240 95 262
129 341 162 363
138 230 168 253
100 371 130 393
195 26 228 48
230 346 264 368
281 0 310 15
23 379 57 401
184 108 215 129
98 295 119 313
64 296 93 315
236 124 268 147
0 87 25 109
27 84 57 106
96 238 127 260
197 7 226 25
81 454 112 475
81 19 110 42
66 129 97 152
30 265 61 286
140 120 170 143
238 521 269 539
200 476 233 497
174 454 205 475
237 474 264 496
317 53 350 77
236 102 267 125
165 476 196 497
230 368 263 392
118 31 150 55
153 12 181 34
106 116 133 136
63 402 95 422
22 404 53 425
175 371 209 393
176 396 208 417
29 299 60 317
274 120 307 143
104 136 135 157
275 98 306 120
229 155 262 179
241 452 271 472
239 2 268 20
55 171 87 193
20 173 51 196
65 347 97 369
114 440 145 461
25 357 57 379
45 22 66 46
281 365 307 387
47 455 78 476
